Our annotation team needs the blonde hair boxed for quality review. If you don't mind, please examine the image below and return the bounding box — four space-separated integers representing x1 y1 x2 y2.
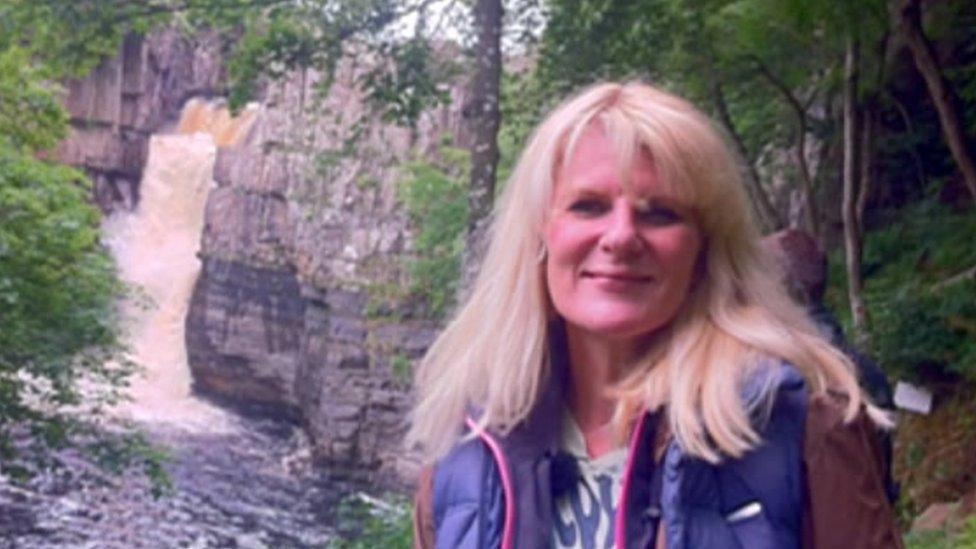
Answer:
408 82 884 463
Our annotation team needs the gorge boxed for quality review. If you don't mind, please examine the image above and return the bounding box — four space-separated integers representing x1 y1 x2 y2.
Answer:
69 27 461 488
2 26 460 547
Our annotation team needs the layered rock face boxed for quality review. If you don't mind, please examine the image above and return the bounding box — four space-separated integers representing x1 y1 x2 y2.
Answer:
58 31 223 212
187 61 468 486
61 29 468 489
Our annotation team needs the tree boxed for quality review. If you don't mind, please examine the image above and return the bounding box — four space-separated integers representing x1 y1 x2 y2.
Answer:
0 46 132 474
898 0 976 203
0 0 163 78
843 36 870 342
533 0 788 231
462 0 504 271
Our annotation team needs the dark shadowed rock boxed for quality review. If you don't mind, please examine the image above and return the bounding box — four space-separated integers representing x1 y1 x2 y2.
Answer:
186 258 305 422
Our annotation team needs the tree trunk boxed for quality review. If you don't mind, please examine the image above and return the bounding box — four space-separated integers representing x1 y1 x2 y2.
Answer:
856 101 876 234
899 0 976 202
854 31 887 236
843 37 870 345
794 108 820 237
462 0 503 282
887 89 928 191
753 60 821 236
708 78 782 232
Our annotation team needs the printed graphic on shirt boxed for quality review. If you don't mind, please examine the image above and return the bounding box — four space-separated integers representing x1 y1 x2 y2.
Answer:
552 409 627 549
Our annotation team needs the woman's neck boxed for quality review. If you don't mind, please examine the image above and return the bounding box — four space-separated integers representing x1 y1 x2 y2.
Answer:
564 324 643 458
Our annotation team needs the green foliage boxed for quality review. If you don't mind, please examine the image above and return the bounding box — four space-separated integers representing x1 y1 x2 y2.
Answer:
397 141 470 318
224 6 339 110
390 352 412 384
86 431 173 499
959 517 976 548
828 199 976 384
905 515 976 549
906 528 953 549
0 139 134 468
362 37 455 127
0 48 69 152
535 0 672 93
0 6 156 483
0 0 435 121
531 0 797 187
331 493 412 548
0 0 163 79
214 0 403 111
496 70 548 190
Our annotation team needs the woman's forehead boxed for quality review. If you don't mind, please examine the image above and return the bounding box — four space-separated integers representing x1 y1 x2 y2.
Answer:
556 124 678 199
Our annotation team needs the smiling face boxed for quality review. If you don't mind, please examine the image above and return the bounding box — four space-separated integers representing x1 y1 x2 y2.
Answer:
544 126 704 344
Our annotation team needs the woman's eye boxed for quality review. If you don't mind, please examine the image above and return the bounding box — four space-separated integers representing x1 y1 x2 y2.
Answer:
638 206 681 224
568 200 607 216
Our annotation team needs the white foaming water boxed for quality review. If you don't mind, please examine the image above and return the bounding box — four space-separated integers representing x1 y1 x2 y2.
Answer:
104 99 258 431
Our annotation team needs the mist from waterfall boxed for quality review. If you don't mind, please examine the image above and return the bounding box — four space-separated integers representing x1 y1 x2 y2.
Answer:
103 98 258 429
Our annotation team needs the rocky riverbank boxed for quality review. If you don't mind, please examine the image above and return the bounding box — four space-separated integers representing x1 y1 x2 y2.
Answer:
0 410 338 549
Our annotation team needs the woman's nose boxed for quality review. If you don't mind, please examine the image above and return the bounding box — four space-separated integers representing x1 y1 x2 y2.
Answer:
599 203 642 256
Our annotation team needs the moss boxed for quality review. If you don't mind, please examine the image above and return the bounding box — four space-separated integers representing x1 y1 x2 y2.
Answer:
332 493 412 548
390 353 412 384
364 281 407 321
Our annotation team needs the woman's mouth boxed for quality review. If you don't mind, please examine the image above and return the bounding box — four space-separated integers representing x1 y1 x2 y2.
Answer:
581 270 653 287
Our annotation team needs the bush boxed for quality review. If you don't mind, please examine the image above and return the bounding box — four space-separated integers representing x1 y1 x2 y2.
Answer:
331 493 412 549
0 140 139 476
0 44 139 479
827 199 976 385
904 515 976 549
397 142 469 319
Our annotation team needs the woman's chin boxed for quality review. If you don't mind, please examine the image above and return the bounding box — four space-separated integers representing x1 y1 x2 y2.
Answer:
565 314 666 343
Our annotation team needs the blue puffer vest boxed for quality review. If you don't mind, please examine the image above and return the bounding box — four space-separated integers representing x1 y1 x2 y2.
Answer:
431 363 808 549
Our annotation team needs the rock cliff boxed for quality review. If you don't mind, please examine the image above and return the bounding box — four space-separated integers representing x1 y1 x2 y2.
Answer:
58 31 223 212
61 30 468 489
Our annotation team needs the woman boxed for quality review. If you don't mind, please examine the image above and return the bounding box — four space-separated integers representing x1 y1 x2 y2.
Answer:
408 82 901 548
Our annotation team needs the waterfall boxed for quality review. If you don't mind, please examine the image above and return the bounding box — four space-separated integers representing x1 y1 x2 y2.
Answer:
104 98 258 429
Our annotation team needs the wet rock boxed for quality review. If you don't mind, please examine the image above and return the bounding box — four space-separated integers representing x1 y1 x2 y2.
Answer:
187 258 306 422
0 415 338 549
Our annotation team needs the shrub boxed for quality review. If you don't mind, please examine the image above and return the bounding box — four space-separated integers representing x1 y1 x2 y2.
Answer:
331 493 412 549
827 199 976 385
397 142 469 319
0 44 156 484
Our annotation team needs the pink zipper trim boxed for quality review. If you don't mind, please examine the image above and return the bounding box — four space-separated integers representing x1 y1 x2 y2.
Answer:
614 413 649 548
465 416 516 549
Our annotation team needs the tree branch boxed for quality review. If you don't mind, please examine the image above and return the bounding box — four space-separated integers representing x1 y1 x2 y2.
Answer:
751 55 819 234
932 265 976 292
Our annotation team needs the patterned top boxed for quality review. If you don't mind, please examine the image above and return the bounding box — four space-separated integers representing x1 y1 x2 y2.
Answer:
552 409 627 549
